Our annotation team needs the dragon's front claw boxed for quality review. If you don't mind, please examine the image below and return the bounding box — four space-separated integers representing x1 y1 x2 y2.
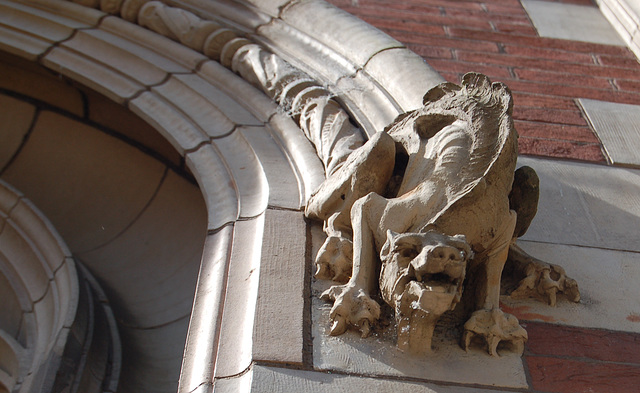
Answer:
321 283 381 338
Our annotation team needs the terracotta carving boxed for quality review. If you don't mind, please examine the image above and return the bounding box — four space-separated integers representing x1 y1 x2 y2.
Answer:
306 73 580 356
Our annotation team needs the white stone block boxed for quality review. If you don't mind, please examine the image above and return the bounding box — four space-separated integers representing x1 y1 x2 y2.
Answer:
179 228 233 393
522 0 626 46
43 46 145 104
100 15 206 71
267 113 325 203
519 156 640 252
0 220 51 302
256 19 358 86
335 70 402 136
579 98 640 167
253 209 306 364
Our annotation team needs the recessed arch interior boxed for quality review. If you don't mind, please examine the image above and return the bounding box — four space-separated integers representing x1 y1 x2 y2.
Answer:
0 51 208 392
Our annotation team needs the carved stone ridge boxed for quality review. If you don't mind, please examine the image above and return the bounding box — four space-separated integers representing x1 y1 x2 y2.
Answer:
71 0 365 177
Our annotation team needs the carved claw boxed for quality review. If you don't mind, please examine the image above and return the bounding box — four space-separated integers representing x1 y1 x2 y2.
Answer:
321 284 381 338
508 243 580 306
360 319 371 338
315 236 353 283
463 308 527 356
330 317 348 336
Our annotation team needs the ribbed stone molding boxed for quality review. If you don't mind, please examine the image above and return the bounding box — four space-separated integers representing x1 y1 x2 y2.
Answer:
0 1 448 392
0 180 78 392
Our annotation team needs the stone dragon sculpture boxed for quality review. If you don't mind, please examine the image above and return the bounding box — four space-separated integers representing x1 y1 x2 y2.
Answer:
51 0 579 362
306 73 580 356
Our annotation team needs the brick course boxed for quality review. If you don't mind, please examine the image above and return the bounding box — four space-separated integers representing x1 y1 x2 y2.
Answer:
329 0 640 165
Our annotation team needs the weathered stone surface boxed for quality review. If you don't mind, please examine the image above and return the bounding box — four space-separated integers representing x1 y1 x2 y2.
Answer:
198 60 279 123
280 0 404 68
138 1 220 52
185 144 238 230
173 73 262 126
312 295 528 388
522 0 626 46
213 131 269 219
60 28 182 85
518 156 640 252
0 94 35 171
152 75 237 139
76 170 206 328
334 70 403 136
0 179 79 393
579 98 640 167
42 46 145 104
0 56 85 116
2 111 165 253
267 113 325 203
256 19 359 86
0 0 99 60
178 228 233 393
251 364 524 392
364 47 445 112
232 42 365 175
308 74 548 355
253 209 306 364
100 15 206 71
240 126 302 209
501 240 640 334
129 91 209 153
215 216 264 378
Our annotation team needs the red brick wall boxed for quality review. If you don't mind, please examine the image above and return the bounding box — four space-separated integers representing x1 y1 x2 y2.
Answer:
329 0 640 164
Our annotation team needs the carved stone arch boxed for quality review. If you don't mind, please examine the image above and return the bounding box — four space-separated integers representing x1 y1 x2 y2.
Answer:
0 0 448 392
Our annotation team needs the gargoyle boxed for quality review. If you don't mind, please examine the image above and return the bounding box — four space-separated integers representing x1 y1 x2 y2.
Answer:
306 73 579 356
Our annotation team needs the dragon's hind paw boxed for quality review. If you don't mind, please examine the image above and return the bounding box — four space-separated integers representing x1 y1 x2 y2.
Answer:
508 243 580 306
462 308 527 356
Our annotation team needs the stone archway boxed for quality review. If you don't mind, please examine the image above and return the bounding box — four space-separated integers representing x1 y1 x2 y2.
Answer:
0 1 445 392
